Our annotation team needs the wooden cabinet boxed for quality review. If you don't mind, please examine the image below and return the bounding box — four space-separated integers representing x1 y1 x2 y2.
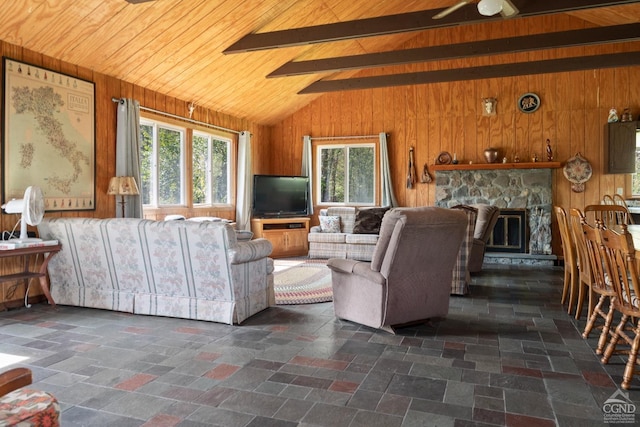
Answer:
251 217 310 258
605 121 639 174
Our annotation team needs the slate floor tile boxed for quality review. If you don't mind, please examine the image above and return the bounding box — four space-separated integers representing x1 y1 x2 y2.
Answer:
101 392 175 420
0 265 635 426
345 389 381 410
386 373 447 400
300 402 358 427
272 398 315 422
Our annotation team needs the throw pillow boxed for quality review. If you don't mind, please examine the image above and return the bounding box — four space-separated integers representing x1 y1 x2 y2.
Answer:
319 215 341 233
353 207 390 234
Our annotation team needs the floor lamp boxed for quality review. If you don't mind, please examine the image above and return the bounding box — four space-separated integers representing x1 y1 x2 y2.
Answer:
107 176 139 218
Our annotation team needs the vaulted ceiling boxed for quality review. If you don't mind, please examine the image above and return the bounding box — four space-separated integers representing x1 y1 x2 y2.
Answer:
1 0 639 125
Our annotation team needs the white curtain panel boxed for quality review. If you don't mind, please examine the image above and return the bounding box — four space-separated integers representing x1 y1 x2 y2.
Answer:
116 98 143 218
301 135 314 215
236 131 252 231
379 132 398 207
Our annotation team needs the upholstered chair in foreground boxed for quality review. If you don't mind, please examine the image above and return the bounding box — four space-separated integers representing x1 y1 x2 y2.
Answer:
327 206 467 333
0 368 60 426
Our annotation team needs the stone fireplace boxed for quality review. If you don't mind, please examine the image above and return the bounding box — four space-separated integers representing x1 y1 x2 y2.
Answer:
435 166 556 266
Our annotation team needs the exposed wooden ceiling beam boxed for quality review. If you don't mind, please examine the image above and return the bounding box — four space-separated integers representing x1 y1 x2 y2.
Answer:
223 0 640 54
269 23 640 77
298 51 640 94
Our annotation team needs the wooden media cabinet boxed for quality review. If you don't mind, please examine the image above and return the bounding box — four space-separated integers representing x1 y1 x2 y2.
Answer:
251 217 310 258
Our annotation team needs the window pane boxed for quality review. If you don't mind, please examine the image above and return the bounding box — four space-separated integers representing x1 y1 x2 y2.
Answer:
139 123 153 205
320 147 344 203
140 119 230 208
192 134 209 204
348 147 374 203
211 139 229 204
192 134 229 205
158 127 182 205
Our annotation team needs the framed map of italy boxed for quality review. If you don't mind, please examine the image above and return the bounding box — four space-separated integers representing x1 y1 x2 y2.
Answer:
3 57 95 211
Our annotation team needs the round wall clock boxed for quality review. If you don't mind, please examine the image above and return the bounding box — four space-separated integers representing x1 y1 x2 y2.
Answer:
518 93 540 113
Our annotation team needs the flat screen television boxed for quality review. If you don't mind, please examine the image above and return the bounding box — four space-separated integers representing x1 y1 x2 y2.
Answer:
252 175 310 218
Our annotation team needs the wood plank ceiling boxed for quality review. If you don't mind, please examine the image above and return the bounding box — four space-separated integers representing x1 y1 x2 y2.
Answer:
1 0 639 125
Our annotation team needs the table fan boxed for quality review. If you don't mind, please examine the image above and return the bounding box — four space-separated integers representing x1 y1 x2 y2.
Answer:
1 186 45 243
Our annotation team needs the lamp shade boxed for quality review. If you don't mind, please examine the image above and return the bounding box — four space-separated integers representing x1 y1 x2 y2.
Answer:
107 176 139 196
478 0 502 16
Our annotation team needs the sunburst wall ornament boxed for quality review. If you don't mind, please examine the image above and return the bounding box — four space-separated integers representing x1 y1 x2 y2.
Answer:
563 152 592 193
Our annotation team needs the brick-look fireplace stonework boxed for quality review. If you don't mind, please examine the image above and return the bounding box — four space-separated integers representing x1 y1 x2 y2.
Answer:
435 168 555 266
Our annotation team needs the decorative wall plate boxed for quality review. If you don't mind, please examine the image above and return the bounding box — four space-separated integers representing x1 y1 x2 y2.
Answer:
436 151 452 165
518 93 540 113
563 152 592 193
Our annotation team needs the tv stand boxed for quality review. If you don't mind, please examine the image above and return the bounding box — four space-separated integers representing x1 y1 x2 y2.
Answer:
251 217 310 258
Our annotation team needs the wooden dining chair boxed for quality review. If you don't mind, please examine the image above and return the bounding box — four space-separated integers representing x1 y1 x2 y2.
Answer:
581 219 617 355
584 204 631 229
613 194 634 224
569 208 595 320
598 224 640 389
602 194 615 205
554 206 578 313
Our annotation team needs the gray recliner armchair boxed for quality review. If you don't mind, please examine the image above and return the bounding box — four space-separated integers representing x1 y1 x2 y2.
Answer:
327 206 467 333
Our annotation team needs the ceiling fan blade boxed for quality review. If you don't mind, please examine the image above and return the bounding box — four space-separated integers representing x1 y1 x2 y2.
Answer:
500 0 519 18
433 1 472 19
126 0 155 4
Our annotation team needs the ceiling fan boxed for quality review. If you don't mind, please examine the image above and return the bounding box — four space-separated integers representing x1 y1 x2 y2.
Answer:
433 0 519 20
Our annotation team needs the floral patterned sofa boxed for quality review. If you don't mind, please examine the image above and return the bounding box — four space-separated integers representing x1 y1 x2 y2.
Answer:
37 218 274 325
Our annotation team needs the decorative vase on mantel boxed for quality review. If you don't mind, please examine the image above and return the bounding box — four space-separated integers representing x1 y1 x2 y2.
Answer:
484 148 499 163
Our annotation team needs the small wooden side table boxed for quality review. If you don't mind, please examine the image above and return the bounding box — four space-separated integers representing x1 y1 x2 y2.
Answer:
0 244 62 309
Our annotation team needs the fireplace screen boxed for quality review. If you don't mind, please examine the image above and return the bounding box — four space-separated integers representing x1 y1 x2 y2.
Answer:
487 209 528 253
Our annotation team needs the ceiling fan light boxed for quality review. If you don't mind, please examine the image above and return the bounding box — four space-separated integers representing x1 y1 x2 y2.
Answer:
478 0 503 16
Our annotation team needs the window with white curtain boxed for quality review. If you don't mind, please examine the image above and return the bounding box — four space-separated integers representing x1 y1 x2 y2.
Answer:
140 118 185 207
316 143 375 205
192 131 231 205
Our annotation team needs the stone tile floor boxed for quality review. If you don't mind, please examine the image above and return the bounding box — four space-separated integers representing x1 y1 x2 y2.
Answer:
0 265 638 426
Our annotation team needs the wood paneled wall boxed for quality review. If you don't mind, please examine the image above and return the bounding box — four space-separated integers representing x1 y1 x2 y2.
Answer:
269 50 640 256
271 64 640 208
0 40 269 306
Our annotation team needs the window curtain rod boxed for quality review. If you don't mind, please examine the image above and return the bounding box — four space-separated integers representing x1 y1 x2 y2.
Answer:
111 97 240 135
309 134 381 141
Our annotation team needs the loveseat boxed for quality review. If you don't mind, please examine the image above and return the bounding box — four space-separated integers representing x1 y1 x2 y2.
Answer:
37 218 274 325
309 205 482 295
307 207 388 261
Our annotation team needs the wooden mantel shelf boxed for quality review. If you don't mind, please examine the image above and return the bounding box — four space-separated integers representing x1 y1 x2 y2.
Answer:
431 161 561 171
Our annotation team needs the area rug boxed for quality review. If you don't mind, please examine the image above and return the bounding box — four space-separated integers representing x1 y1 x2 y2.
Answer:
273 261 332 305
